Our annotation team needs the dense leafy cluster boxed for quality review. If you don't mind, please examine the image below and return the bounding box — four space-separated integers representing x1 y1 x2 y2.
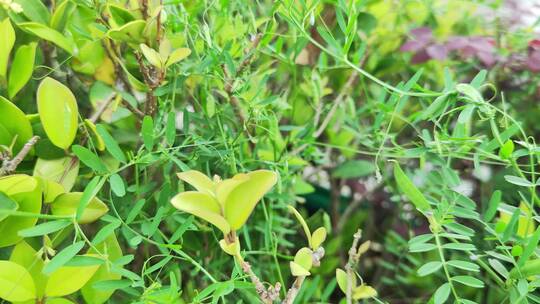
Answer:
1 0 540 303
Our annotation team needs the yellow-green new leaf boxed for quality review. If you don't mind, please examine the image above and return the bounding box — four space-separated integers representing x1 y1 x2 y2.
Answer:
336 268 356 293
45 264 100 297
10 241 47 299
219 238 240 256
37 77 79 149
140 44 163 68
290 262 311 276
294 247 313 271
170 191 230 234
8 43 37 98
393 162 431 212
18 23 75 55
177 170 214 194
0 18 15 78
107 20 146 44
311 227 327 249
0 260 36 302
353 285 377 300
287 205 311 244
215 174 249 206
33 157 79 192
51 193 108 224
166 48 191 67
224 170 277 230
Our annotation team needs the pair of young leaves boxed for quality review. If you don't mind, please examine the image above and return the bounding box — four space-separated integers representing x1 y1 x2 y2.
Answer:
170 169 278 234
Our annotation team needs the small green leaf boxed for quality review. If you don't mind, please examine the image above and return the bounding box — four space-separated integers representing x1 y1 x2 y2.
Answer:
37 77 79 149
18 22 75 54
141 116 154 151
502 208 521 242
447 260 480 272
456 83 484 103
433 283 451 304
43 241 85 275
393 162 431 212
0 18 15 78
332 160 375 178
511 259 540 279
353 285 377 300
484 190 501 222
294 247 313 271
109 174 126 197
504 175 533 187
417 261 442 276
336 268 356 293
8 42 37 98
95 124 126 163
499 140 514 159
18 220 71 237
310 227 327 249
71 145 108 174
166 112 176 145
451 275 484 288
519 226 540 267
0 260 36 302
290 261 310 276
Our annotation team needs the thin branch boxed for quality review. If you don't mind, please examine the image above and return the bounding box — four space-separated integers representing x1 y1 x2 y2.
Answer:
240 260 281 304
345 229 363 304
0 136 40 176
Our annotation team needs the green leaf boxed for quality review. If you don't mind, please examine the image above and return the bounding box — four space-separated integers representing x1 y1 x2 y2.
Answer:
141 115 154 151
519 226 540 267
332 160 375 178
0 18 15 78
0 260 36 302
50 0 76 31
9 241 47 298
34 157 79 192
16 0 51 23
310 227 327 249
0 192 18 222
290 261 311 276
451 275 484 288
484 190 501 222
511 259 540 279
71 145 108 174
417 261 442 276
43 241 85 275
499 140 514 159
140 44 163 68
433 283 451 304
45 263 100 296
336 268 356 293
177 170 214 194
170 191 230 234
456 83 483 103
488 258 509 279
96 124 126 163
51 191 108 224
293 247 313 271
224 170 278 230
107 20 146 44
166 48 191 67
18 219 71 237
0 175 42 247
166 112 176 145
393 162 431 212
447 260 480 272
0 96 33 154
82 234 123 303
441 243 476 251
18 22 75 54
502 208 521 242
8 42 37 98
504 175 533 187
409 243 437 252
37 77 79 149
109 174 126 197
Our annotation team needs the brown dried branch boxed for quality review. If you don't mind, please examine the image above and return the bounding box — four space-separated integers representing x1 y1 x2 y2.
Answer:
240 260 281 304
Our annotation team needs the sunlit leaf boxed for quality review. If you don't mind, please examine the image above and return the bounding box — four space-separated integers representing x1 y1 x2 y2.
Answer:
8 42 37 98
37 77 79 149
170 191 230 234
0 260 36 302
